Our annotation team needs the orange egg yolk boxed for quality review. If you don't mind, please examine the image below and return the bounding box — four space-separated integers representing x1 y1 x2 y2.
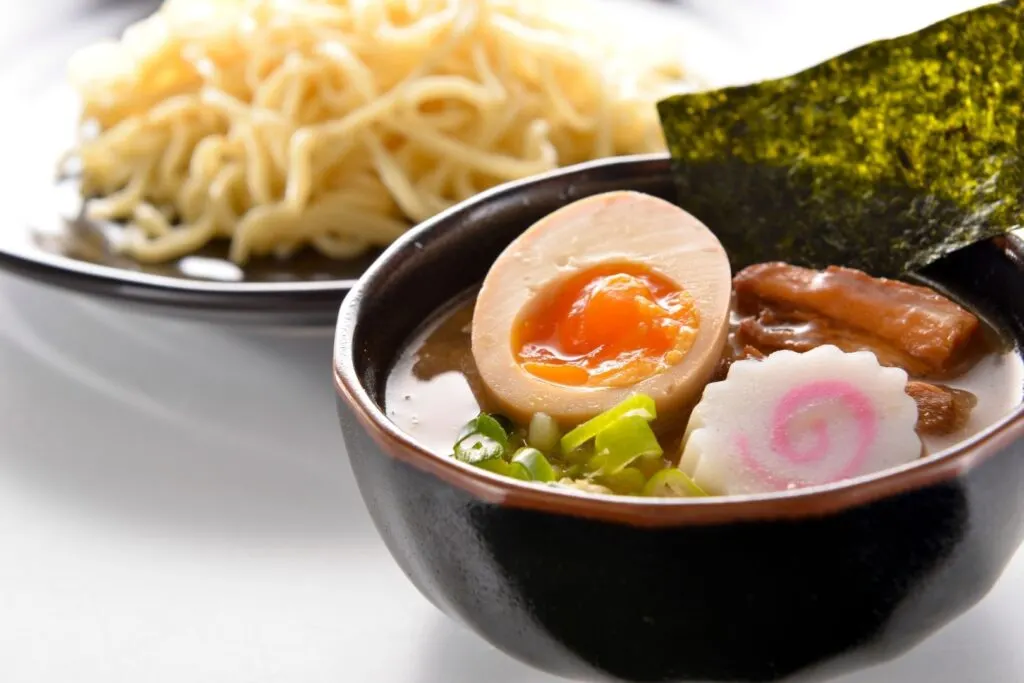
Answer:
514 264 700 387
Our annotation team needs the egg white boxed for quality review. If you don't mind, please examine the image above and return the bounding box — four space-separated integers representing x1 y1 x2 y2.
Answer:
471 191 733 427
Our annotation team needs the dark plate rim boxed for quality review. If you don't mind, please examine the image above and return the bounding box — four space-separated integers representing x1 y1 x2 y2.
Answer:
0 242 357 295
0 198 363 320
0 246 356 321
333 152 1024 526
0 81 360 314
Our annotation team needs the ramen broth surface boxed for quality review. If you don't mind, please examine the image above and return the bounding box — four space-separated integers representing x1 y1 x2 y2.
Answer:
386 294 1024 462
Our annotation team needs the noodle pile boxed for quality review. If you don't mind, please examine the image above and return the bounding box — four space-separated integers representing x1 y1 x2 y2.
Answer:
67 0 687 264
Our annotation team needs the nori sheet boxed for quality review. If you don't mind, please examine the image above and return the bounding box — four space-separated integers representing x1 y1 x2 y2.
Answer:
657 0 1024 277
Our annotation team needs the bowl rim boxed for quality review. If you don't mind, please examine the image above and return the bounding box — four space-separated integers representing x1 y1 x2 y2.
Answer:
333 153 1024 526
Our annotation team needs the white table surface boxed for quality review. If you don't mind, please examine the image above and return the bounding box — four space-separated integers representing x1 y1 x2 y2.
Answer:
2 1 1022 682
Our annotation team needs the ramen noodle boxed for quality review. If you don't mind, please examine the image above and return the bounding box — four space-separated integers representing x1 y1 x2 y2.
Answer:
66 0 687 264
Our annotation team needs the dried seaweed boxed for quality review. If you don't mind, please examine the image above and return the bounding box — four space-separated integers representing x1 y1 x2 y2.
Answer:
657 0 1024 276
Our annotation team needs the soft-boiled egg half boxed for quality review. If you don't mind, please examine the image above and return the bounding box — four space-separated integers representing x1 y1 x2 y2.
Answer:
471 191 733 426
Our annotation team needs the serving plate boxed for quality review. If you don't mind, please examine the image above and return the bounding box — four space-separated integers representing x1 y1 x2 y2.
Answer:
3 157 379 326
0 0 727 327
0 69 375 326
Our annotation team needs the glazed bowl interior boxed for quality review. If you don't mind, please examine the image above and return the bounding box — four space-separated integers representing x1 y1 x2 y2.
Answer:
335 153 1024 517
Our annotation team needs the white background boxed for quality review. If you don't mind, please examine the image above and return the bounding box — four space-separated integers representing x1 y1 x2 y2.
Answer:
1 1 1022 682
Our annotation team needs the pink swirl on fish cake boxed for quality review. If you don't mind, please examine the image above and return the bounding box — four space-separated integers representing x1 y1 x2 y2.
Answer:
736 380 879 488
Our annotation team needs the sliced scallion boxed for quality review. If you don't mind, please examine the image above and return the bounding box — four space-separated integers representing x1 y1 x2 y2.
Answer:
527 412 561 454
636 453 667 479
642 469 707 498
586 452 608 473
454 434 504 465
511 447 556 482
593 415 663 474
456 413 509 451
598 467 647 495
478 458 531 481
560 394 657 455
564 444 595 465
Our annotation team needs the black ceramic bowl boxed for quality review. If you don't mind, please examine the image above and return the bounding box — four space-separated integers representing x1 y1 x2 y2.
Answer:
333 154 1024 683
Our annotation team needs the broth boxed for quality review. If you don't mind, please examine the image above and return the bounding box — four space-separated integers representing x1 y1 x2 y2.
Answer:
387 291 1024 463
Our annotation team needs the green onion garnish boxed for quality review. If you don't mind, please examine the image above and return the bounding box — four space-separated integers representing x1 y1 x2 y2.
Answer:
636 453 667 479
564 444 595 466
527 412 561 454
478 458 531 481
593 415 663 474
598 467 647 495
453 413 513 466
560 394 657 455
450 400 682 493
456 414 509 451
642 469 707 498
511 447 556 483
454 434 504 465
585 451 608 474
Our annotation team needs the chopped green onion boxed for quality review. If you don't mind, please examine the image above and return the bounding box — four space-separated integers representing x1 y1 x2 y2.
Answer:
560 394 657 455
453 413 513 466
479 458 531 481
642 469 708 498
527 412 561 454
477 459 507 475
454 434 504 465
593 415 663 474
598 467 647 495
456 413 509 451
636 453 667 479
506 462 531 481
564 444 595 465
586 452 608 473
511 447 556 482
